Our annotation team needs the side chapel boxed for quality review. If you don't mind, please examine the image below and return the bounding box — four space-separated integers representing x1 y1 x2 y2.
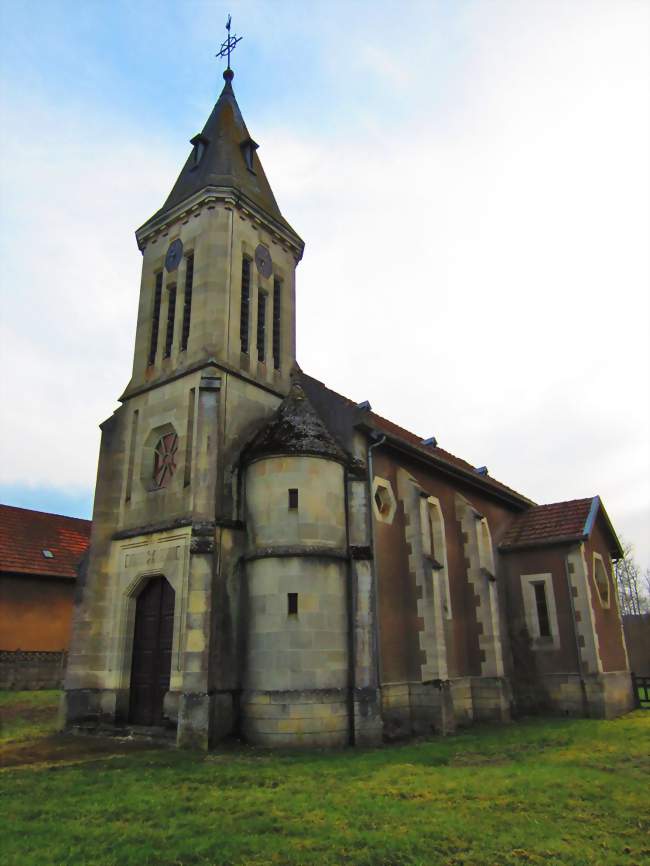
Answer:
63 60 634 748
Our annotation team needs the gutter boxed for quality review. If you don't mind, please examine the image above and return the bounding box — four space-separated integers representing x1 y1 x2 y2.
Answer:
343 466 356 747
583 495 624 560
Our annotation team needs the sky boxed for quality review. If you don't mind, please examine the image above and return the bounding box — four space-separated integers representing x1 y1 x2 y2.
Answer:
0 0 648 570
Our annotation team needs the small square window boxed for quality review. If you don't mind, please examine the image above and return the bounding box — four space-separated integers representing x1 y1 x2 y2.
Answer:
288 488 299 509
288 593 298 615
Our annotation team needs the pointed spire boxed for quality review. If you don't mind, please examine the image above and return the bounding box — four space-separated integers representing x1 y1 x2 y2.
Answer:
151 73 292 232
243 383 348 464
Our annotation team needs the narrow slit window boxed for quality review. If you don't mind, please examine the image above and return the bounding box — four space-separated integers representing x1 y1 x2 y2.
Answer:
257 291 266 363
272 277 282 370
240 257 251 354
181 253 194 351
533 582 551 638
288 488 298 509
288 593 298 615
148 272 163 365
427 511 436 561
164 285 177 358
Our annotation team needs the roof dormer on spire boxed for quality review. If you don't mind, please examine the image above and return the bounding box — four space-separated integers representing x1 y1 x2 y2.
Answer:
145 18 297 239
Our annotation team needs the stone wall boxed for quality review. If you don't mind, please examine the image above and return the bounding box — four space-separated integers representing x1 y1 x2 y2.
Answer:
241 689 349 747
0 650 67 689
623 614 650 676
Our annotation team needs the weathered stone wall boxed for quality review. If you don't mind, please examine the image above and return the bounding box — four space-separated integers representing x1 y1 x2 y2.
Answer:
126 201 299 402
242 455 350 746
241 690 349 748
0 650 67 690
539 671 634 718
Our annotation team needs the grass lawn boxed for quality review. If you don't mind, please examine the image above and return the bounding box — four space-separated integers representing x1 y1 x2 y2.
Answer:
1 691 648 866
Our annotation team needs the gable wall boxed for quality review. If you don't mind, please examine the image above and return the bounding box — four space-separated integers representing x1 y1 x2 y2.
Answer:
585 515 629 672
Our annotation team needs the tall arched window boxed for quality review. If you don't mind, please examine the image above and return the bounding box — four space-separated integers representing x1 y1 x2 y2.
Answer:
477 516 496 579
419 494 453 619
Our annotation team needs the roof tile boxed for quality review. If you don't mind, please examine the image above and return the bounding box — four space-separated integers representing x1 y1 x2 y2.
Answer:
500 498 594 549
0 504 91 579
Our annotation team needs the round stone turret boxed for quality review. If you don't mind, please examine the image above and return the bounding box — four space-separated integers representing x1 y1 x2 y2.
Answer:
241 384 350 747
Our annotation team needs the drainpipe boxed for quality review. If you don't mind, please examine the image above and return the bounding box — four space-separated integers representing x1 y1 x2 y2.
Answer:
343 467 356 746
564 555 589 717
367 434 386 693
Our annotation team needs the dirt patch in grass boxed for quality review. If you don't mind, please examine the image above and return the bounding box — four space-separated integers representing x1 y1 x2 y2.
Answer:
1 700 56 725
0 733 162 769
0 690 61 745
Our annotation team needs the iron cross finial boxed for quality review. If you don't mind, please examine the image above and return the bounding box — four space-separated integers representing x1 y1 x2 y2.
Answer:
217 14 243 72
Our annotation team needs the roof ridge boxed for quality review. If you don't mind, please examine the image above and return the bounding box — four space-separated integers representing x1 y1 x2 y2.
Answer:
0 503 91 524
297 372 532 505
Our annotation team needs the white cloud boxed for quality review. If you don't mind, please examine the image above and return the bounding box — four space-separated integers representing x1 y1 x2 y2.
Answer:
0 1 648 569
259 0 650 566
0 95 179 489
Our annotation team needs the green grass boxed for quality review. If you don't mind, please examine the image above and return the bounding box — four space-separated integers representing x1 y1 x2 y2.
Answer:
1 691 649 866
0 690 60 744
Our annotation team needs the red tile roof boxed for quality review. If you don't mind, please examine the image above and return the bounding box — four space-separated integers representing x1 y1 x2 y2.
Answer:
367 411 532 504
298 371 533 507
0 504 91 579
499 497 595 550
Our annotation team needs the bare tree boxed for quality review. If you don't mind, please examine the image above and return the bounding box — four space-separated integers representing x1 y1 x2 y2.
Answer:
615 541 650 616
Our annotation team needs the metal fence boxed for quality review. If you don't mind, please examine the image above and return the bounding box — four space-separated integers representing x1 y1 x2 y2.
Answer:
632 673 650 709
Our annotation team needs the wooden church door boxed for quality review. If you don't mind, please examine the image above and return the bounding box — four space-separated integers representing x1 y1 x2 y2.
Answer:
129 576 175 726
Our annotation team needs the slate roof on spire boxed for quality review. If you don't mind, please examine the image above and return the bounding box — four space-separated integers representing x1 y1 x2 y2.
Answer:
243 383 348 464
150 72 294 233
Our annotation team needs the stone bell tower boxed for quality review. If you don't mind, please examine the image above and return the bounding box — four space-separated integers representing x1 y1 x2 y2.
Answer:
63 61 304 748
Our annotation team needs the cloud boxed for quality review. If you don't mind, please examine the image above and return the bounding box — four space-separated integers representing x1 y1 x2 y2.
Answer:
0 94 180 489
257 0 649 566
0 1 648 569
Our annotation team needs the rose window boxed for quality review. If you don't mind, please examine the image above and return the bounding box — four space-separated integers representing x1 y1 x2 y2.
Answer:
153 432 178 489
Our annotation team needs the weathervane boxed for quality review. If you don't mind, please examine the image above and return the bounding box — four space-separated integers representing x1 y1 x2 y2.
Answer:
217 14 242 72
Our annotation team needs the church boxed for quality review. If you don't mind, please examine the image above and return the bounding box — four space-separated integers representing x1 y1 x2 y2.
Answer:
63 58 634 749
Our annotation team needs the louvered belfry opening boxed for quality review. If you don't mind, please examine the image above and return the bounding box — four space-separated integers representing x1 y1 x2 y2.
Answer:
129 576 175 726
148 272 163 365
240 256 251 353
272 276 281 370
164 286 177 358
257 291 266 363
181 253 194 351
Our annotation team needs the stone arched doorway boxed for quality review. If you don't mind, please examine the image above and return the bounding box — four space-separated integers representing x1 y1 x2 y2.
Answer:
129 576 175 726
